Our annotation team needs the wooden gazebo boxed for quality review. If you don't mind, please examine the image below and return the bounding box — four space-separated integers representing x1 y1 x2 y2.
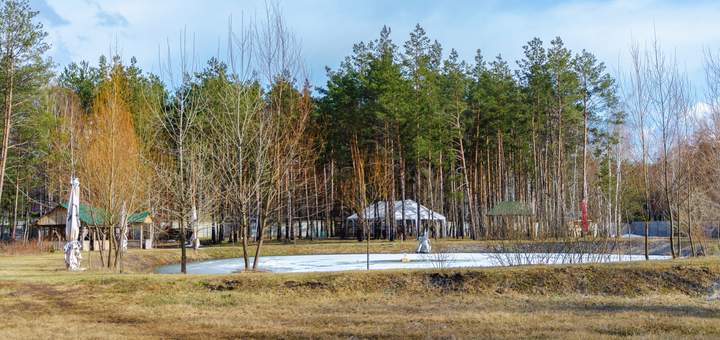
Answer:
486 201 535 239
33 204 153 248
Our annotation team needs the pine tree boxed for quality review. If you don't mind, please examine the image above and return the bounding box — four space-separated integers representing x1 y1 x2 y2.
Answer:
0 0 53 223
547 37 578 236
573 49 616 235
518 38 552 233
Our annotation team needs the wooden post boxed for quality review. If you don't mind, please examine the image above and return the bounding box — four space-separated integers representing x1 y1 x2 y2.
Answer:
531 215 535 239
487 216 491 239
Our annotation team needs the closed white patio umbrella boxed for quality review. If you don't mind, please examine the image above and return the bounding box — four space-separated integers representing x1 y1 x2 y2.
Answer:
120 202 128 251
63 178 83 269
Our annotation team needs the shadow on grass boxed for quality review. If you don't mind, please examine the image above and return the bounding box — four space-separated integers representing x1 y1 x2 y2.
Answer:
543 300 720 319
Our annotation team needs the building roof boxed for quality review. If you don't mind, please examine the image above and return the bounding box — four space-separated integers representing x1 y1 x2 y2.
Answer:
34 204 152 226
486 201 534 216
347 200 446 221
128 211 152 223
60 203 105 225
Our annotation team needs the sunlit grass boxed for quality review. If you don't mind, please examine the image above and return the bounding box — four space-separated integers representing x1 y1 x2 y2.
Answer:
1 238 719 339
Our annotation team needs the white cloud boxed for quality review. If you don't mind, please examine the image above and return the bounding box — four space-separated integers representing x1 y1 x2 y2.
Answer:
94 10 128 27
28 0 720 91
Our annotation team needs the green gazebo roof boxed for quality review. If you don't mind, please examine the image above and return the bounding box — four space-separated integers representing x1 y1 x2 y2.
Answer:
128 211 150 223
486 201 533 216
60 204 151 225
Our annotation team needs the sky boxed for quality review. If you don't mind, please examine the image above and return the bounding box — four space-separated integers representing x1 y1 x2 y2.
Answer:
29 0 720 92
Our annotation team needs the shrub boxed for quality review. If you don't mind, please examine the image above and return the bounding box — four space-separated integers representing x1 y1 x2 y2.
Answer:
0 240 51 255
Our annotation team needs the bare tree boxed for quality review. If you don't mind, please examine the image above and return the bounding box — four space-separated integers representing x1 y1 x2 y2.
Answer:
344 141 392 269
701 46 720 251
244 2 315 270
77 61 145 270
645 34 683 259
149 29 210 274
209 18 263 269
618 38 651 260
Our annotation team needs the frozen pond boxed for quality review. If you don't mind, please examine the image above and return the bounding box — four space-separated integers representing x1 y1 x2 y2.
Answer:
155 253 671 274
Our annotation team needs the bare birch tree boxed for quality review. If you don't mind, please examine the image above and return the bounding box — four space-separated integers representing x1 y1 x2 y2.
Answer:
209 20 263 269
645 34 682 258
245 1 315 270
618 38 651 260
149 29 210 274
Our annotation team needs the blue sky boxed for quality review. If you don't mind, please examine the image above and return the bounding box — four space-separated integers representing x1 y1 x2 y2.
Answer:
29 0 720 91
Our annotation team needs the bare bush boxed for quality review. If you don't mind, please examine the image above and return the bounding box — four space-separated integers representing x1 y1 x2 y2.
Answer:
489 237 617 267
0 240 51 255
420 244 456 269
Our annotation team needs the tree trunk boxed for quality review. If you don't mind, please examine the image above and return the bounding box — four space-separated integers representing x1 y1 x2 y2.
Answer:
0 51 14 220
305 168 312 240
314 166 320 238
582 94 588 235
241 204 250 270
12 159 19 240
252 216 267 270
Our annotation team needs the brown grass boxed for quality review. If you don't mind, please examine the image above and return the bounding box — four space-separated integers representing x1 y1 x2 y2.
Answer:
0 240 51 255
1 239 719 339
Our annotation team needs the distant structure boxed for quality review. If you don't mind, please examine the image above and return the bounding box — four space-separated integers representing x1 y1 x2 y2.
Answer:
486 201 535 239
346 200 446 238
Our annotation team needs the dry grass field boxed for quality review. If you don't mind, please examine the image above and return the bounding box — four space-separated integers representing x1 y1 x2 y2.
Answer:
1 239 719 339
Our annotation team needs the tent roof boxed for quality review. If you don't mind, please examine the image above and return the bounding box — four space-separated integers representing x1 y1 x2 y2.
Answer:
347 200 446 221
34 204 153 226
486 201 533 216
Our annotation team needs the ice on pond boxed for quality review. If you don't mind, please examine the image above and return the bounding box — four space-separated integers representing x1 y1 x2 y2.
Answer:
155 252 670 275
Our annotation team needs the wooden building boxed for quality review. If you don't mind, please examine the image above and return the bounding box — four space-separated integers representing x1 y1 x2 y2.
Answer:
33 204 154 250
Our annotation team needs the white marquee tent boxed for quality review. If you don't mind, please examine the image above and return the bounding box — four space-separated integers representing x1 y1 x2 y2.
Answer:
347 200 446 237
